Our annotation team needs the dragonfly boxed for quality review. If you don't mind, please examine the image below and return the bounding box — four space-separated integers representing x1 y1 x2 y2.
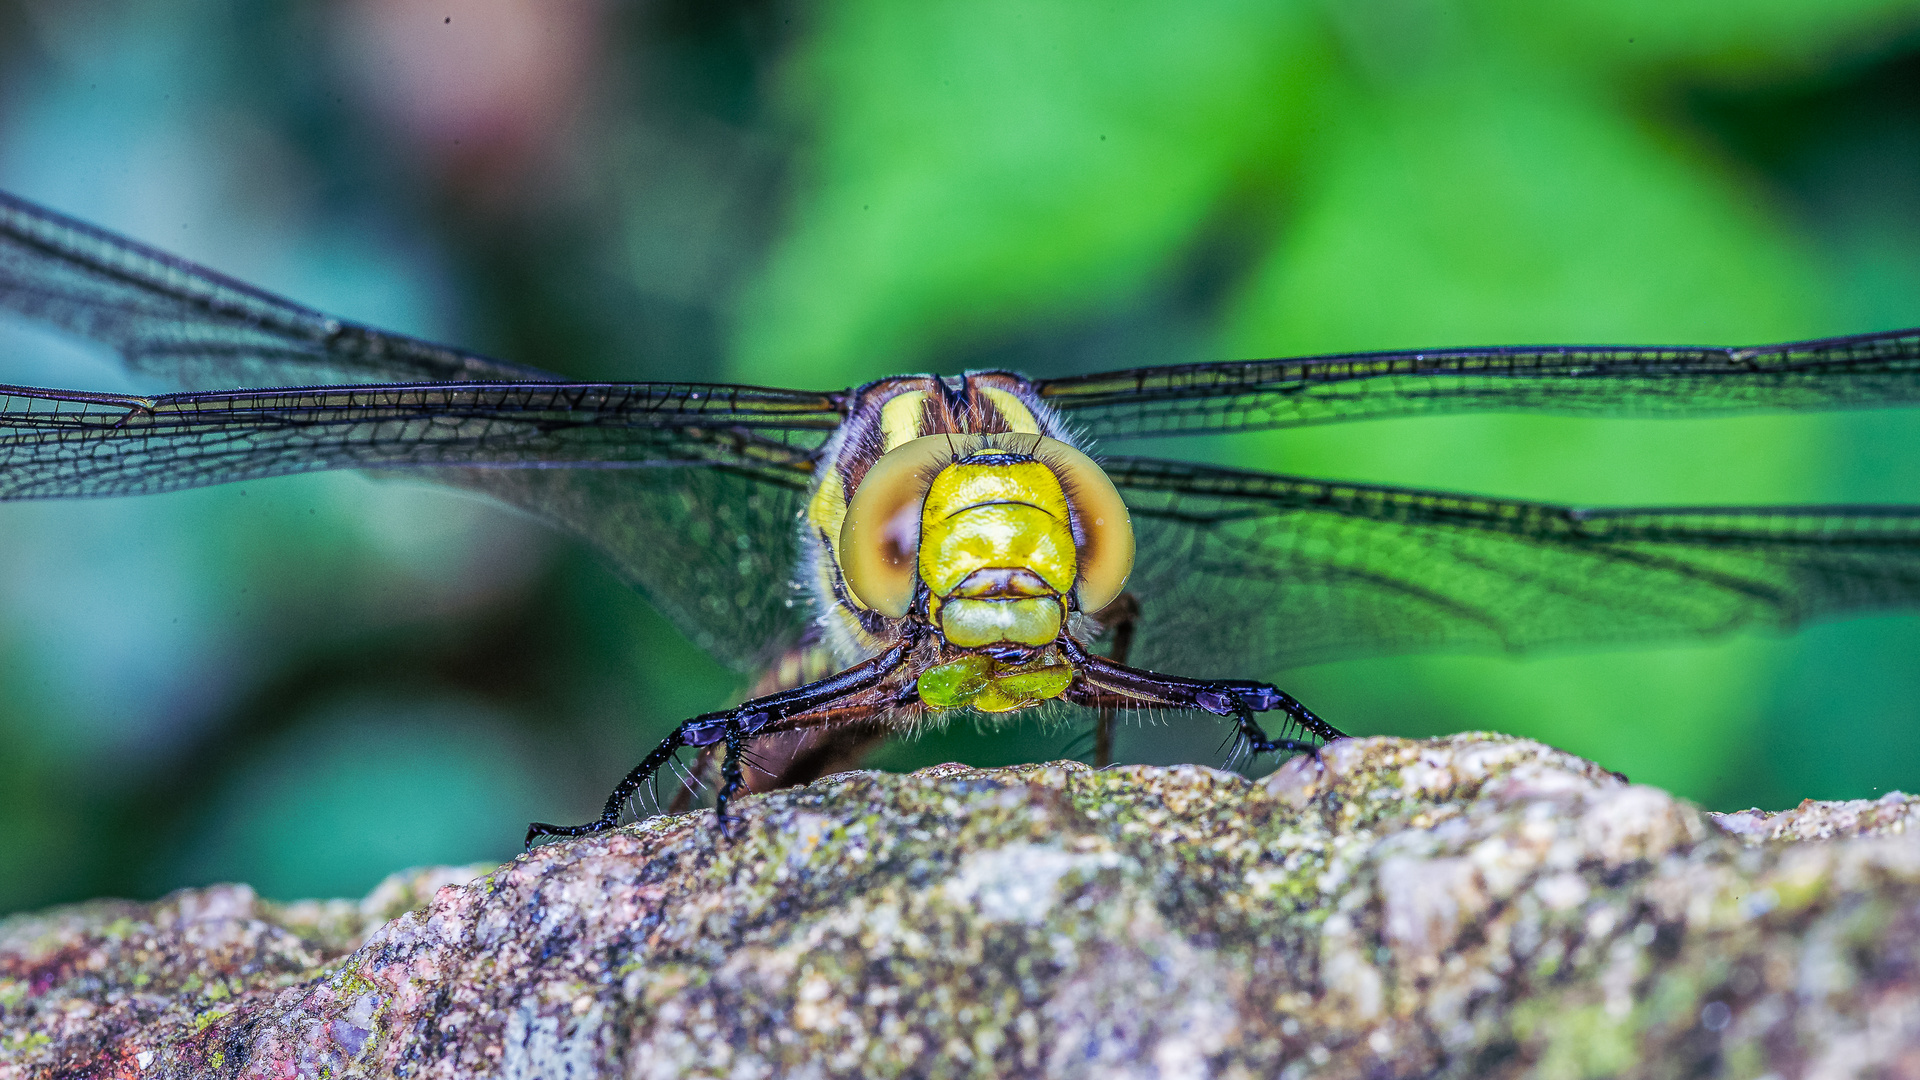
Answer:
2 189 1919 841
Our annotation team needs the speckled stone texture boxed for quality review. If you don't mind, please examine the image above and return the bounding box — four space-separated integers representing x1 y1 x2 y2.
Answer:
5 733 1920 1079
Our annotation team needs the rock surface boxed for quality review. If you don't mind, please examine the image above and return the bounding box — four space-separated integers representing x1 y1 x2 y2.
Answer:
5 733 1920 1079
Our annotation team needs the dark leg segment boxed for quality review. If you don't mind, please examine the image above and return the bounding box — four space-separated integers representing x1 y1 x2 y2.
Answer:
525 729 689 846
525 629 921 847
716 723 749 839
1226 696 1322 757
1058 636 1346 763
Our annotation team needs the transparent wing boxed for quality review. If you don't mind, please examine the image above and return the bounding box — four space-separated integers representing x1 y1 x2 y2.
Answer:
1107 456 1920 681
0 189 845 668
0 188 551 387
421 465 813 673
1038 329 1920 439
0 382 838 500
0 381 834 671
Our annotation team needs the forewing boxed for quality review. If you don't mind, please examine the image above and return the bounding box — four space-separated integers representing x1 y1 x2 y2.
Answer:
0 381 833 669
1107 456 1920 681
0 188 848 667
0 190 550 387
0 382 837 500
423 465 813 672
1038 330 1920 439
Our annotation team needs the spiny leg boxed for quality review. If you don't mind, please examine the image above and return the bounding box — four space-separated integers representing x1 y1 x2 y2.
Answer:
525 630 920 847
1223 696 1321 771
715 723 749 839
667 744 720 814
1059 636 1345 771
757 719 889 789
667 721 873 812
732 640 868 792
1224 686 1341 755
525 729 688 846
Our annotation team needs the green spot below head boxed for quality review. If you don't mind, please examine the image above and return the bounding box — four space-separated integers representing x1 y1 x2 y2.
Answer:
993 663 1072 701
918 655 995 708
917 653 1074 712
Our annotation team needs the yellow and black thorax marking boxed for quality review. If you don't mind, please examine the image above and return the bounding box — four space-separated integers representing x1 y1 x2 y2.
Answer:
803 374 1133 713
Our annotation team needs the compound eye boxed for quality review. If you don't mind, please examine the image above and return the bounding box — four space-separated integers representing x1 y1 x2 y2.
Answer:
1033 437 1134 614
839 434 987 617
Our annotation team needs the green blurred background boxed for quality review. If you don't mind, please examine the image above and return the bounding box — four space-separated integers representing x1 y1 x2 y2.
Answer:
1 0 1918 913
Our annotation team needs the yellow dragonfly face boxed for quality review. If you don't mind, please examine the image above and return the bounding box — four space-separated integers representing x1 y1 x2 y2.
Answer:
802 375 1132 716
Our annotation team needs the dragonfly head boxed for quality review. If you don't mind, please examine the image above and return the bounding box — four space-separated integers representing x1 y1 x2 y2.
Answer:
838 433 1133 649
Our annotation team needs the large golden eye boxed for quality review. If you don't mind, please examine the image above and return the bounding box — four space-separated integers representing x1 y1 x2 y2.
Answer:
839 435 987 616
840 433 1134 619
1034 438 1134 613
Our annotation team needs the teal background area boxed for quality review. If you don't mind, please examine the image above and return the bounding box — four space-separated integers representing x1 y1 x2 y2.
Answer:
0 0 1917 912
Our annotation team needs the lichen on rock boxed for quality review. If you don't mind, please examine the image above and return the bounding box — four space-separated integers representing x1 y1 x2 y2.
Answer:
4 733 1919 1078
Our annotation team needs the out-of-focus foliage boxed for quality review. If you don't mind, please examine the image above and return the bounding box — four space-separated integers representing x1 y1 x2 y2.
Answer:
0 0 1916 914
737 0 1920 382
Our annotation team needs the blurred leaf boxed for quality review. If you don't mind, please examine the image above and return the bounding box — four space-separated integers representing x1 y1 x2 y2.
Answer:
164 700 540 902
735 0 1327 386
1496 0 1920 76
1218 63 1824 353
733 0 1920 388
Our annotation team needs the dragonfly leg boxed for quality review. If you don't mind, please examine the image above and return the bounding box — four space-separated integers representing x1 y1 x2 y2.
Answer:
715 722 750 839
525 628 922 847
760 719 892 790
524 728 689 846
666 744 716 814
1059 636 1346 765
1225 694 1326 758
